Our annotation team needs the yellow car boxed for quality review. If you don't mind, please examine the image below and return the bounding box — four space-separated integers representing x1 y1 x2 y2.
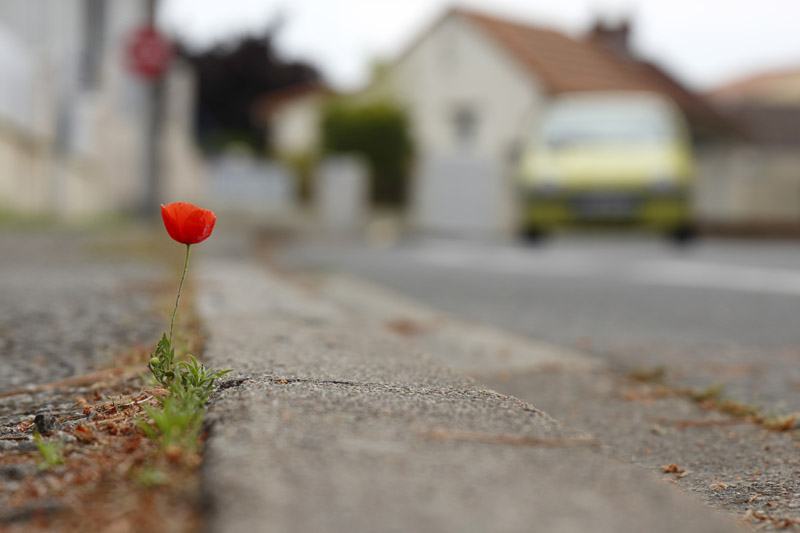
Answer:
517 92 695 242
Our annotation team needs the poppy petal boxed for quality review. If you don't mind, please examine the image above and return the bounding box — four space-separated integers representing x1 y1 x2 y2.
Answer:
182 208 215 244
161 202 216 244
161 204 183 243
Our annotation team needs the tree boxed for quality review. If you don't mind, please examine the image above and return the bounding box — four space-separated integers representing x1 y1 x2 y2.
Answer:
179 20 321 155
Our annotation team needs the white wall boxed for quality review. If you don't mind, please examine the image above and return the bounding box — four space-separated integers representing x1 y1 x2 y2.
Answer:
695 146 800 223
375 13 545 165
0 0 83 141
315 156 368 234
413 153 509 238
0 25 34 132
207 155 296 215
368 12 547 236
0 0 205 217
272 94 322 155
0 124 49 213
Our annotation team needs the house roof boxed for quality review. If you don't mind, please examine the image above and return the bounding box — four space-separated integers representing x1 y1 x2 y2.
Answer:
706 67 800 144
454 8 736 139
708 66 800 106
460 10 657 94
250 81 330 128
256 82 328 114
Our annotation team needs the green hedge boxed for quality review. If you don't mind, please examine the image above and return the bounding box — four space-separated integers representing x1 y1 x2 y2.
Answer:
321 100 413 207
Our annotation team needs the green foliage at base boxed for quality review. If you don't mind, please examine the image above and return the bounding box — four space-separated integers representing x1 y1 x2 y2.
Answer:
148 334 177 388
139 385 205 451
141 334 231 452
177 353 232 392
33 431 65 470
279 150 318 205
134 465 169 487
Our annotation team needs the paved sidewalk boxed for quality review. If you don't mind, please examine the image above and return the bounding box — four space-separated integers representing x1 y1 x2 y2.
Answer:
197 256 738 533
0 231 165 394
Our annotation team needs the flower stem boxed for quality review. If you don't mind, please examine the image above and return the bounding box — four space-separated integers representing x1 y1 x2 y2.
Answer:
169 244 191 346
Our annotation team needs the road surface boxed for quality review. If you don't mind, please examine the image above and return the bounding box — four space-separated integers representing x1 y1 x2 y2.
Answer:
278 235 800 413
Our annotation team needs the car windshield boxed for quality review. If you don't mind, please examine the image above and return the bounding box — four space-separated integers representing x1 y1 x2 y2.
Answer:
540 101 675 147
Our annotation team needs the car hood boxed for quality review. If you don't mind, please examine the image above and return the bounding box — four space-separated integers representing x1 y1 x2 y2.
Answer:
521 143 692 187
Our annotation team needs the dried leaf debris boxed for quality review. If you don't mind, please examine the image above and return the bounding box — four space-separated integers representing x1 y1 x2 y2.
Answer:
0 373 203 532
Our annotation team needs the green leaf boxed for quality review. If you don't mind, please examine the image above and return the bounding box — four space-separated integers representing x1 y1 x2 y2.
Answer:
155 334 175 363
33 431 65 470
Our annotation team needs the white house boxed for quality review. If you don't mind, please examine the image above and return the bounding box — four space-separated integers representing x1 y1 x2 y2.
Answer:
257 83 328 157
363 8 725 237
0 0 205 218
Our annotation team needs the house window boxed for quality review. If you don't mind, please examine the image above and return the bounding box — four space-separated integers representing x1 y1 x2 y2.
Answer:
453 106 478 147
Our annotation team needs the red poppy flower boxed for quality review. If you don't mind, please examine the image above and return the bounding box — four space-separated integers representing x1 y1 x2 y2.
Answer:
161 202 216 244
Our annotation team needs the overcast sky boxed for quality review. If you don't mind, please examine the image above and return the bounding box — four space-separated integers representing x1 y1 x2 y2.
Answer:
159 0 800 92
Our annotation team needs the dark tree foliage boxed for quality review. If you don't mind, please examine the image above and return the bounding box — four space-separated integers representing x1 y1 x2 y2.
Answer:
179 22 320 154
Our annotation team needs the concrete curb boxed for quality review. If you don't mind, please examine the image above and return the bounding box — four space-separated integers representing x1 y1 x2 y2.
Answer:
318 274 600 378
197 257 738 533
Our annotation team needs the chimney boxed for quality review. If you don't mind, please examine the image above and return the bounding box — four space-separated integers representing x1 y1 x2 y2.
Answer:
589 19 633 61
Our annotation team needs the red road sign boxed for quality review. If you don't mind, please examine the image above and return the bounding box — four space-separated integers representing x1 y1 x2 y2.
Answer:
127 26 172 80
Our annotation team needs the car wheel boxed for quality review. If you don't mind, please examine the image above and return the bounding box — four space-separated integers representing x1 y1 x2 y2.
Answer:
668 224 696 246
521 227 547 245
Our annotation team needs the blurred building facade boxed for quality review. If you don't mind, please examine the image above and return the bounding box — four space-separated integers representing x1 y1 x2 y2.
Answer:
362 8 733 237
709 67 800 145
0 0 205 218
254 82 328 157
694 67 800 233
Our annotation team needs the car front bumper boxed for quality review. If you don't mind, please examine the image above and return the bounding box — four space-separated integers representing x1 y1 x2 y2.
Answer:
523 189 691 229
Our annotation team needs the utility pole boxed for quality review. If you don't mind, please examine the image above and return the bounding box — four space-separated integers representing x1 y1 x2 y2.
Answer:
142 0 163 219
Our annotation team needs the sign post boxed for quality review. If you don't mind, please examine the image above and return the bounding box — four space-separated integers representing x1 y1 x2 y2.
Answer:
127 1 172 218
127 25 172 80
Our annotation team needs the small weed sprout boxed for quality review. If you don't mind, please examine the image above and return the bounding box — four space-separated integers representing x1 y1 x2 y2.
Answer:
627 366 666 384
178 354 232 390
761 413 799 432
138 388 204 451
134 465 169 487
690 383 724 403
33 431 65 470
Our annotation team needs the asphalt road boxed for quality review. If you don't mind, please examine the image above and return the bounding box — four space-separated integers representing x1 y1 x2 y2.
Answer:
278 234 800 413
